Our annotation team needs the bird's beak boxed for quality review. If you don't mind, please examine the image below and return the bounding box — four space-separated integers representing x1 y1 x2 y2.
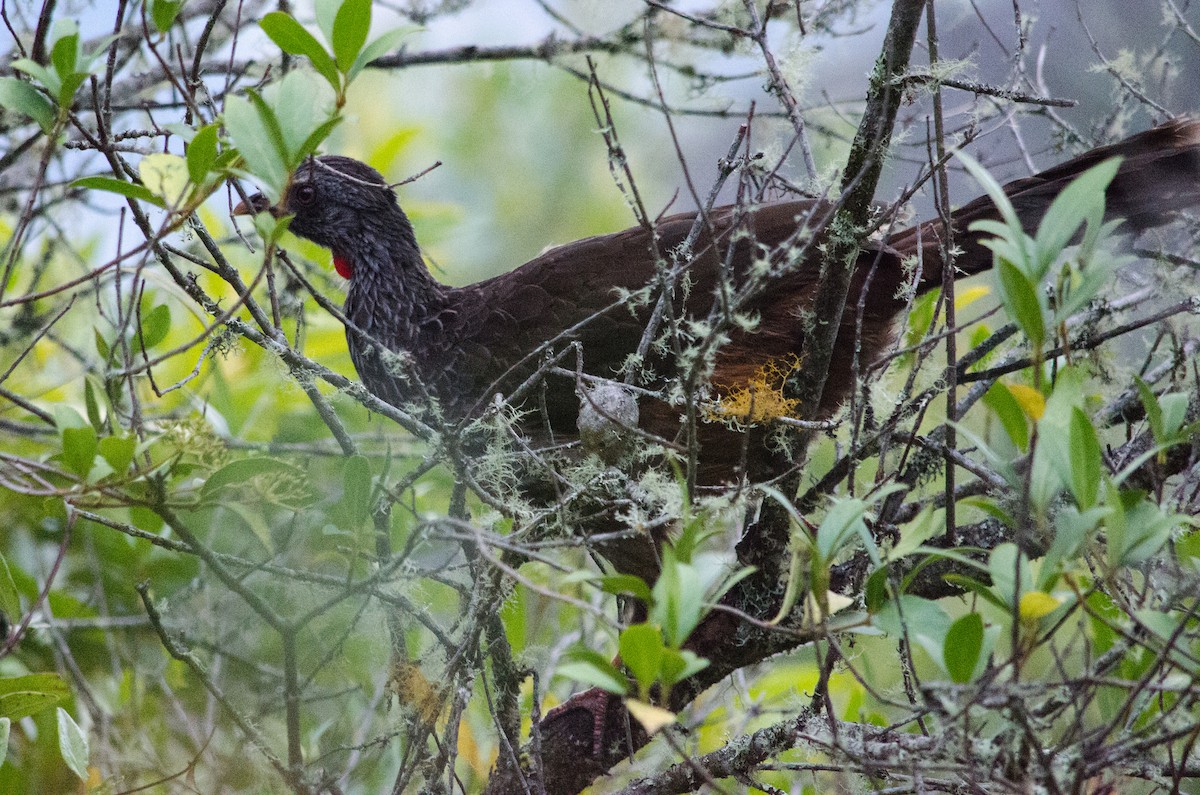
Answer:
233 192 274 217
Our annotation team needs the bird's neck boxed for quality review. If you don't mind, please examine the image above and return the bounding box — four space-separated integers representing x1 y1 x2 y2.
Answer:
344 231 449 338
340 212 459 411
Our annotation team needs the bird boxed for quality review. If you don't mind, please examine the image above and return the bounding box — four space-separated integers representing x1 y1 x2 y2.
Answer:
234 119 1200 491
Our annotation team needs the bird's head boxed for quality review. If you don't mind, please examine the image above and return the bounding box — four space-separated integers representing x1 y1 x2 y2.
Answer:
234 156 416 279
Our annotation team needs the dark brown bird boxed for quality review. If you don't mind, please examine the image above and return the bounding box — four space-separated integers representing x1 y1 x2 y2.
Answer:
236 120 1200 487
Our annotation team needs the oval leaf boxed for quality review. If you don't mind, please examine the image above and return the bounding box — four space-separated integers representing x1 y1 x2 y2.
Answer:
333 454 372 531
1068 407 1101 510
983 383 1030 452
186 123 220 185
72 176 165 208
557 649 628 696
259 12 340 90
150 0 183 32
139 153 190 206
56 707 89 782
0 556 20 620
97 435 136 475
0 76 55 131
332 0 371 72
619 623 664 695
1019 591 1061 623
995 258 1044 348
137 303 171 350
201 458 305 499
61 425 98 478
0 673 70 721
624 699 676 735
944 612 984 683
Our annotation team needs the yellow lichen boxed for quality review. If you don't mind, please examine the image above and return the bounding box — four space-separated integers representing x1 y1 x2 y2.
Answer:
706 355 802 423
387 659 444 724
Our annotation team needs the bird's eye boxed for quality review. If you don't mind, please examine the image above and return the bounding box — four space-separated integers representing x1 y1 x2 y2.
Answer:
293 184 316 206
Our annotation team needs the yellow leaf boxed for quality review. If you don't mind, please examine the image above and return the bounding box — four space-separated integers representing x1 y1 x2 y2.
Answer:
624 699 676 735
139 153 190 206
954 285 991 311
456 717 495 778
1007 383 1046 420
1019 591 1060 622
802 590 856 625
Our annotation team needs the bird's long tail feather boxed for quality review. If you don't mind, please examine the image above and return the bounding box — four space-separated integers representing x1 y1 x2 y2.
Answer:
887 118 1200 289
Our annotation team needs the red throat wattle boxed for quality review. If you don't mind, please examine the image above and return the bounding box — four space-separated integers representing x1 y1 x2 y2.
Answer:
333 253 353 279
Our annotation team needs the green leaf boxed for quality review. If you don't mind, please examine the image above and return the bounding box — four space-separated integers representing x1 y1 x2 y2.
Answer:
56 707 89 782
57 72 89 108
72 176 165 208
98 435 136 475
864 566 889 613
227 71 337 198
658 648 708 687
259 12 340 90
186 124 220 185
987 543 1032 611
870 595 951 658
943 612 984 683
201 457 306 499
595 574 653 604
957 150 1026 237
0 77 55 131
150 0 184 32
49 27 87 107
62 425 98 478
557 650 628 695
294 116 343 169
83 377 104 431
222 502 274 550
940 573 1011 612
902 289 937 351
314 0 341 42
225 98 286 200
10 58 60 99
137 303 171 350
1039 505 1106 589
271 71 338 167
0 556 21 620
129 506 164 533
54 405 87 431
333 454 372 530
348 27 415 81
650 560 707 648
1160 393 1190 440
1068 406 1101 510
619 623 664 696
93 328 111 360
995 257 1044 348
816 498 868 563
982 382 1030 452
49 31 80 85
0 717 9 769
332 0 371 71
0 674 70 721
1034 157 1121 276
1110 493 1177 567
814 491 893 568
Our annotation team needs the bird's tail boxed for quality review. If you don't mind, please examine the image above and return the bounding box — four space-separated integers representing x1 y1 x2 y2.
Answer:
887 118 1200 288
